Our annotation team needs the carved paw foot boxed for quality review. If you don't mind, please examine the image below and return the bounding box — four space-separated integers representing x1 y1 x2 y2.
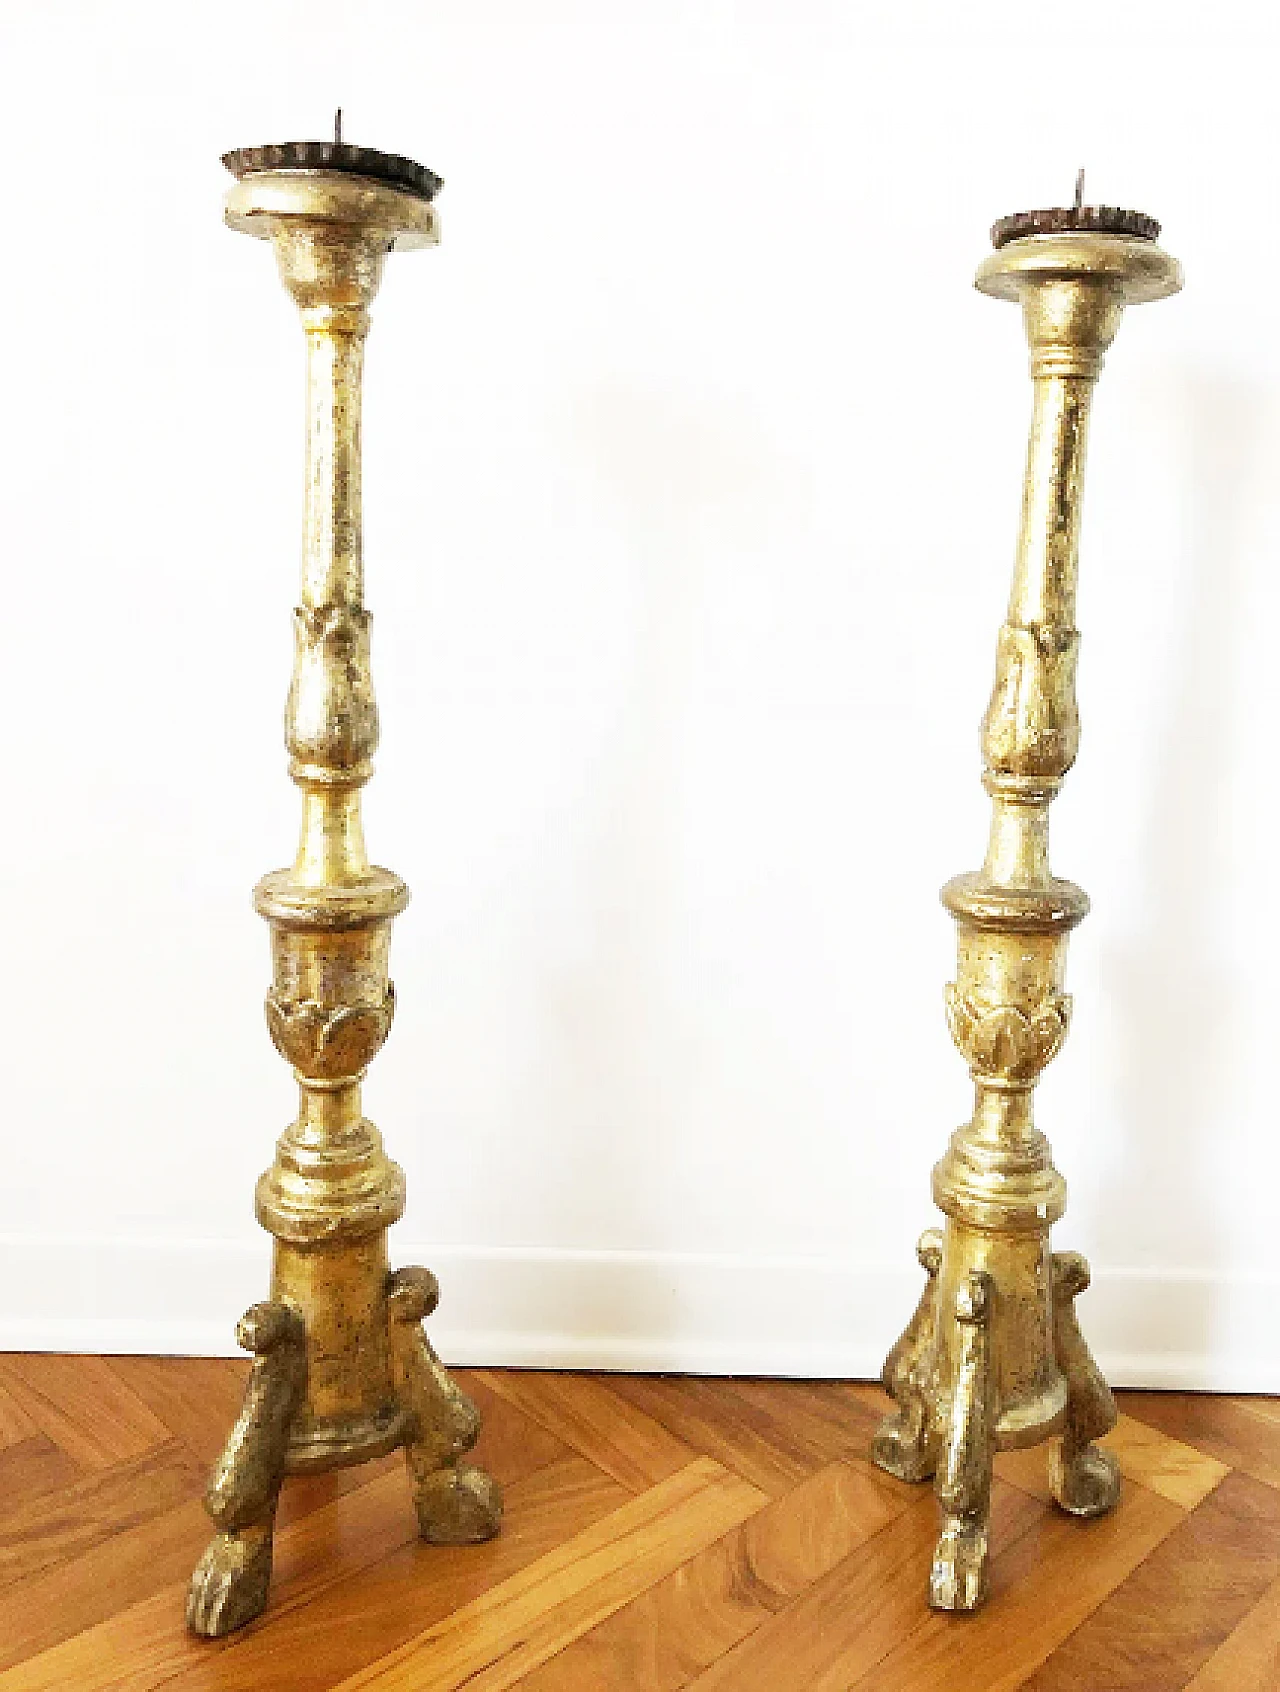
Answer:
187 1299 303 1639
871 1408 937 1483
1050 1250 1120 1522
186 1526 274 1638
929 1520 989 1612
388 1264 504 1546
413 1462 503 1543
1050 1440 1120 1517
928 1271 995 1613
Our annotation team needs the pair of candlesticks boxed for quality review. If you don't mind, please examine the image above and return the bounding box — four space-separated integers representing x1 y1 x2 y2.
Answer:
180 132 1182 1638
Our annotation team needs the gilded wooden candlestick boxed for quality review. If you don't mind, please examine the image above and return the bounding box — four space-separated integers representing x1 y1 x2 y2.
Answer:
186 131 502 1639
871 193 1181 1611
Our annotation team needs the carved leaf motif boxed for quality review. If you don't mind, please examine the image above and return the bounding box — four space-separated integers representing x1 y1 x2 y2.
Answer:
982 621 1081 780
945 984 1072 1082
265 983 396 1080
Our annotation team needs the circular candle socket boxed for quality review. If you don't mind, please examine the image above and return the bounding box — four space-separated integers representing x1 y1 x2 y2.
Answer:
223 140 442 203
991 205 1159 248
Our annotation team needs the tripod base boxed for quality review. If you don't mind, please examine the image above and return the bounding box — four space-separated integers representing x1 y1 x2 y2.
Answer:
872 1232 1118 1612
185 1265 502 1639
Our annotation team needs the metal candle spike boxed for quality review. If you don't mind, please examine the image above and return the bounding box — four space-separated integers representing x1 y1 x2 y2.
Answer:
871 192 1181 1610
187 132 502 1638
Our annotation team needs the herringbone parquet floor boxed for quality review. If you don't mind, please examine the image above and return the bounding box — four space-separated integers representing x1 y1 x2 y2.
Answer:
0 1356 1276 1688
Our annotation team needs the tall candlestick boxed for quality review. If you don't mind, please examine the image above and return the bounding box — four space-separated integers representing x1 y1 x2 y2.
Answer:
871 191 1181 1611
186 131 502 1639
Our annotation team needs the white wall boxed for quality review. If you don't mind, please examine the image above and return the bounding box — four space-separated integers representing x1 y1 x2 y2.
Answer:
1 0 1278 1387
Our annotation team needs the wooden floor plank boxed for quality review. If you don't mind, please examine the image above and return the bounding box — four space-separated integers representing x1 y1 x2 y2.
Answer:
682 1483 1041 1692
276 1453 405 1529
0 1436 82 1518
103 1356 249 1465
0 1360 1274 1692
461 1371 596 1486
0 1475 428 1691
727 1376 889 1452
993 1411 1228 1511
1102 1412 1231 1509
514 1456 913 1692
1022 1472 1280 1691
0 1355 171 1470
0 1383 38 1452
329 1458 767 1692
992 1442 1061 1502
794 1378 897 1442
0 1452 615 1692
847 1482 1184 1691
160 1456 632 1692
1119 1389 1280 1492
475 1369 695 1491
1184 1567 1280 1691
738 1456 911 1600
0 1498 208 1672
0 1439 204 1588
604 1375 848 1496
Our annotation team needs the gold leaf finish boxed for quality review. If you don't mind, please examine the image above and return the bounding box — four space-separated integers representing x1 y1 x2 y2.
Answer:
944 985 1072 1083
265 983 396 1081
872 218 1181 1610
186 158 500 1638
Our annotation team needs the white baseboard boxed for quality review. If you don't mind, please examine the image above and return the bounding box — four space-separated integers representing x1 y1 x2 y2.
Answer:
1 1235 1276 1392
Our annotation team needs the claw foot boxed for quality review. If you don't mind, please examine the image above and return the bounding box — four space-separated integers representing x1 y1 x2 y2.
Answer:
186 1525 274 1638
414 1462 504 1543
1050 1251 1120 1520
930 1271 995 1613
185 1299 304 1639
929 1520 989 1612
1050 1440 1120 1517
388 1265 505 1545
